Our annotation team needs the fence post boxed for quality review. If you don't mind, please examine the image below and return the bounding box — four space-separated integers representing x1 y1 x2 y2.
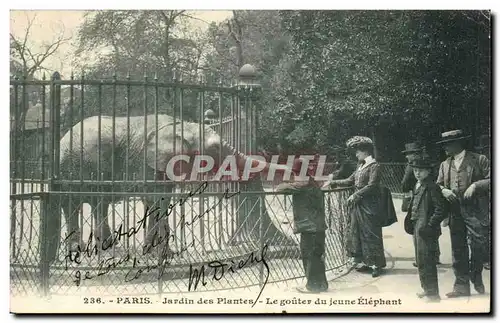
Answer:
39 72 63 285
51 72 62 179
39 192 51 297
236 65 296 247
236 65 258 238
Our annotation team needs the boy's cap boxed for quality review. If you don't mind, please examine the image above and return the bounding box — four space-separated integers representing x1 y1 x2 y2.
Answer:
409 157 436 169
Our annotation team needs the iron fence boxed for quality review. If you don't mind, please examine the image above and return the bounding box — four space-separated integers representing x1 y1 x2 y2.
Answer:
10 65 359 298
10 187 354 296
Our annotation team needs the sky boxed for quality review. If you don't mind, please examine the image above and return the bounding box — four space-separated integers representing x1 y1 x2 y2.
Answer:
9 10 233 77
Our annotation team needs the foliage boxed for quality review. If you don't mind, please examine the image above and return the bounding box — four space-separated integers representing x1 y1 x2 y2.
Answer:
277 10 490 160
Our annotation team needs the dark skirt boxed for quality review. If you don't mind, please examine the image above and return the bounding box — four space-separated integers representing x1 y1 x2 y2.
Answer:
346 201 386 268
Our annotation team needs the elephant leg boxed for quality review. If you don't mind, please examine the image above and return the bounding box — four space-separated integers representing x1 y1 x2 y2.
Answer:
61 197 83 252
143 183 174 258
92 199 112 246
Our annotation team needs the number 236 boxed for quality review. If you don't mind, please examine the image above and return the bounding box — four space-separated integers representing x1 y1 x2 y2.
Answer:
83 297 102 304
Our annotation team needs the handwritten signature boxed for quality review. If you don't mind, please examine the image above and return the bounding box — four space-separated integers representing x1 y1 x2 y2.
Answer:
62 181 241 287
187 244 270 308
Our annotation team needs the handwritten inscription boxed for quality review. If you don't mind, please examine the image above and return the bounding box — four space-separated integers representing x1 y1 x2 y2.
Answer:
187 244 270 307
62 181 241 287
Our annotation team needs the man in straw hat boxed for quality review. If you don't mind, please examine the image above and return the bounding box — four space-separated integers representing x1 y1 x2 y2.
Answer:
404 156 447 302
401 142 442 267
435 129 490 298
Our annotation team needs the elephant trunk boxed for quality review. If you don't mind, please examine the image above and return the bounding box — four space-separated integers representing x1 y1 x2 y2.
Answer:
211 137 295 181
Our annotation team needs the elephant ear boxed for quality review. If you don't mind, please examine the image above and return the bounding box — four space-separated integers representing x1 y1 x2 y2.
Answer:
145 125 191 172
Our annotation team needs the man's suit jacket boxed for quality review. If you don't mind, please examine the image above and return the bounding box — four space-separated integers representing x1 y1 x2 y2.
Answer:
436 151 490 223
404 179 447 236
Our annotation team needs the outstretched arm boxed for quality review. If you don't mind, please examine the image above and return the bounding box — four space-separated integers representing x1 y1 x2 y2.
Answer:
276 176 312 193
329 171 355 188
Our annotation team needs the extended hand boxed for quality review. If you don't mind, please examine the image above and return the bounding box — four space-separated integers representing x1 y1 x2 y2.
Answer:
464 184 476 199
442 188 458 203
347 194 358 205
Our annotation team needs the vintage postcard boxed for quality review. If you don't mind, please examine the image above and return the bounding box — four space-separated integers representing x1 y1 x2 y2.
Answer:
9 9 491 314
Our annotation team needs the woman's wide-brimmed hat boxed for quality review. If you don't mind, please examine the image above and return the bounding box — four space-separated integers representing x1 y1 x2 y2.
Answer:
401 142 424 154
408 157 436 169
346 136 373 149
436 129 471 145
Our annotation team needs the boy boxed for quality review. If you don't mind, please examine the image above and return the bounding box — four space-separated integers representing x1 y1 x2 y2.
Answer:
400 142 442 267
404 157 447 302
276 157 328 293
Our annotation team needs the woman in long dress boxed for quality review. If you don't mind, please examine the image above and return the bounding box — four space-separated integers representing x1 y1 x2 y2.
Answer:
326 136 386 277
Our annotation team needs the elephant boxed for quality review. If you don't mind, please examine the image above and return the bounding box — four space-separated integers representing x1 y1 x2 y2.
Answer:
55 114 296 256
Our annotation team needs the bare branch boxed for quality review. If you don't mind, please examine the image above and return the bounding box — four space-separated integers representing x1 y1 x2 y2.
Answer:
10 33 28 70
20 13 36 60
226 20 240 43
10 14 70 78
180 13 210 25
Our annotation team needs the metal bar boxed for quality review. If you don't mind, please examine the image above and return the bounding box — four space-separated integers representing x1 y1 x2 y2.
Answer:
154 74 161 295
123 173 129 251
230 90 236 196
132 173 137 252
249 93 254 154
10 79 239 93
97 83 102 181
126 73 131 181
10 197 17 261
99 171 104 262
172 72 177 157
40 75 47 187
53 73 61 180
39 194 50 296
112 73 117 183
179 74 184 179
20 75 27 201
245 90 250 154
143 74 148 182
79 73 85 185
111 73 117 257
198 83 205 253
154 74 159 182
68 73 74 176
28 176 34 244
218 90 223 175
34 190 350 198
11 78 19 193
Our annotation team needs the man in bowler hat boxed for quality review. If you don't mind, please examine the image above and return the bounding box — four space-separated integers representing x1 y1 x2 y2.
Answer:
436 130 490 298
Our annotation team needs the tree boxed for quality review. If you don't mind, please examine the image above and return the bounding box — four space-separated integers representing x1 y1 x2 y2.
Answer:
203 10 292 152
10 13 70 79
73 10 213 123
10 12 71 135
277 10 490 160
